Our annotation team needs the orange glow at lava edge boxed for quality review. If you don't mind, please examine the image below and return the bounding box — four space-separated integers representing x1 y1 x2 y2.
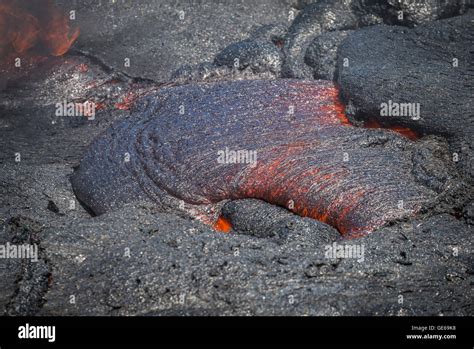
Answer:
363 119 419 140
0 0 79 58
213 216 232 233
319 85 419 140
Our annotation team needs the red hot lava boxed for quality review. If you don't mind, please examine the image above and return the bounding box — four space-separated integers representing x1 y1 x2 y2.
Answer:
213 216 232 233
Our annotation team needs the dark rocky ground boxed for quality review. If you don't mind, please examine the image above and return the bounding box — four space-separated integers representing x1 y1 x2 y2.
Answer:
0 1 472 316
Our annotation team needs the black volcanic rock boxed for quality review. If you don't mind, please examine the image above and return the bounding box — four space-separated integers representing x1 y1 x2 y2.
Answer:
305 30 352 80
213 23 288 76
222 199 339 242
214 39 282 75
282 0 368 79
282 0 469 78
172 24 288 83
336 11 474 179
1 205 470 316
62 0 293 81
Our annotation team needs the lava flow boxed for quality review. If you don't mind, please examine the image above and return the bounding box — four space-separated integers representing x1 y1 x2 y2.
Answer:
71 79 441 237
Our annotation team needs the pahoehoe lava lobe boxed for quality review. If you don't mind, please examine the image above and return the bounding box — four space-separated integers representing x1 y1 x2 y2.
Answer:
71 79 450 236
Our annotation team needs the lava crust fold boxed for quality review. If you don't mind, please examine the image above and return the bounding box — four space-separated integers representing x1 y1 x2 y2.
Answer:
71 79 452 236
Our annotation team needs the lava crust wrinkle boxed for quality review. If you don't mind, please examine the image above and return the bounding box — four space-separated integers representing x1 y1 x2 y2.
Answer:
71 79 456 237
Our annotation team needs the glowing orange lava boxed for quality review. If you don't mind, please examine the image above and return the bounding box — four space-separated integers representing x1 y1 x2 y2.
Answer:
363 119 419 140
213 216 232 233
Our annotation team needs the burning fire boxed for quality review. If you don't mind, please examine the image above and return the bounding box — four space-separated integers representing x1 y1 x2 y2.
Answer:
0 0 79 60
